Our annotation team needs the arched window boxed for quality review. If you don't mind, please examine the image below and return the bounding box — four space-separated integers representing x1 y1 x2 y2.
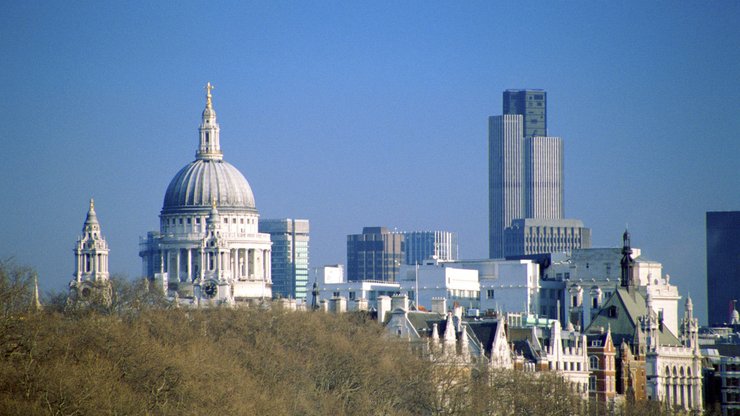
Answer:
590 355 599 370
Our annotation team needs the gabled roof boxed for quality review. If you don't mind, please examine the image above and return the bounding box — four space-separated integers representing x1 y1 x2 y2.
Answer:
466 320 500 355
512 339 542 362
586 288 681 347
406 311 443 334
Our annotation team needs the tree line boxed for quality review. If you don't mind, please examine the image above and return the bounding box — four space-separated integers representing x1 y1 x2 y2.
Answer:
0 259 693 415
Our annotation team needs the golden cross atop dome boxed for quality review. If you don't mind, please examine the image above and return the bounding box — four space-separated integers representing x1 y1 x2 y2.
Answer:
205 82 214 107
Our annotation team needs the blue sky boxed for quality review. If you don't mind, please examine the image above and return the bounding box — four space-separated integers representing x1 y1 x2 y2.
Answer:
1 1 738 323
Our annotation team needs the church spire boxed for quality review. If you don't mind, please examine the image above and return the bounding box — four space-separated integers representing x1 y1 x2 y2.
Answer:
620 229 636 289
196 82 223 161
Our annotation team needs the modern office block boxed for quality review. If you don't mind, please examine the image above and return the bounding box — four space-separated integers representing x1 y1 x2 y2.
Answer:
503 89 547 138
403 230 458 265
259 219 309 300
706 211 740 325
489 114 525 259
525 136 563 219
503 218 591 257
347 227 404 282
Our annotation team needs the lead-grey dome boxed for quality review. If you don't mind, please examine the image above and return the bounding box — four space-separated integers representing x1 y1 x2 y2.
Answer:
162 159 256 214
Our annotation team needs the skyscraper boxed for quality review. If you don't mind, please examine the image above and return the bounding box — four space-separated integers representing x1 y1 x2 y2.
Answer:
490 89 567 258
259 219 310 300
525 136 563 219
706 211 740 325
403 230 458 265
503 89 547 138
489 114 525 259
347 227 404 282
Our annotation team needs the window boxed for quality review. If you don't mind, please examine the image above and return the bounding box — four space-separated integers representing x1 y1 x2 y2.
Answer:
349 291 356 300
590 356 599 370
592 297 599 309
333 292 340 298
589 376 597 392
608 306 618 318
487 289 495 299
564 272 570 279
187 218 191 224
196 218 201 224
179 218 183 224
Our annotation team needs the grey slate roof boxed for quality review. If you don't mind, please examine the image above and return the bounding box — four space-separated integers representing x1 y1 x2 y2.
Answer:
586 288 681 347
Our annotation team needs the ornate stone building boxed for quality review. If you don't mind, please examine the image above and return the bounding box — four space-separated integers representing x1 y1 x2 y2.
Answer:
643 296 703 410
69 199 112 306
139 84 272 305
585 231 703 411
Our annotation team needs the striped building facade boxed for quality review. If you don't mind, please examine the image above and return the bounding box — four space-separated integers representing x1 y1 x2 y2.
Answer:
525 136 563 219
489 114 525 259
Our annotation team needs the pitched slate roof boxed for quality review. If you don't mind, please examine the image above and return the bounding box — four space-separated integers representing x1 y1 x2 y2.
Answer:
466 320 500 355
586 288 681 347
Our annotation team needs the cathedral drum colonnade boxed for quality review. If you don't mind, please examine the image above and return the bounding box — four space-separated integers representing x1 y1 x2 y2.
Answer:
139 83 272 305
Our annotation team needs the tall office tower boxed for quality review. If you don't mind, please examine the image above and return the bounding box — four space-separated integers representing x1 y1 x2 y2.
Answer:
706 211 740 325
525 136 563 218
503 89 547 138
489 114 525 258
403 231 459 265
347 227 404 282
490 89 568 258
259 219 310 300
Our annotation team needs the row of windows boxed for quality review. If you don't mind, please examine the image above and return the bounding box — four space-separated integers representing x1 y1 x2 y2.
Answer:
164 216 256 226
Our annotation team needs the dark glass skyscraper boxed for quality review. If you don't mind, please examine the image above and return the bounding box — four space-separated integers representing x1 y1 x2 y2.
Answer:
347 227 403 282
706 211 740 325
503 89 547 138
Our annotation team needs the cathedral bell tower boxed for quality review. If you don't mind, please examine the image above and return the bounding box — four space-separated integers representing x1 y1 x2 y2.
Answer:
70 199 112 306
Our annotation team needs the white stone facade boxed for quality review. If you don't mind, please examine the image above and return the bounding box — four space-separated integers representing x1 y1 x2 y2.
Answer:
452 259 540 315
397 260 480 311
644 297 703 411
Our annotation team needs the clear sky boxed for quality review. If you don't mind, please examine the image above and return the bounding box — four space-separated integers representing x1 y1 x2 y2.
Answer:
1 1 738 323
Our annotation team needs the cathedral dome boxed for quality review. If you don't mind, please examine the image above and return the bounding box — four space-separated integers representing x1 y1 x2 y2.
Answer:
161 83 257 215
162 159 255 214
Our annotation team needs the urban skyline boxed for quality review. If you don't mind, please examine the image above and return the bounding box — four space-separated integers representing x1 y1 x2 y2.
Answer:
2 2 739 324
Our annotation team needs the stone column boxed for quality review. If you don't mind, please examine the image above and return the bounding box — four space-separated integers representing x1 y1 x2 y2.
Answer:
176 250 181 282
199 248 205 279
187 249 192 282
239 249 245 278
